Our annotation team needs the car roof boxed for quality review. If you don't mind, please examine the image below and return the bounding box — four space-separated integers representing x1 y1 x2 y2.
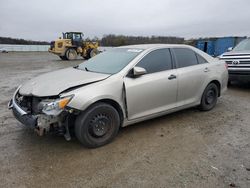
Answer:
117 43 215 62
118 44 191 50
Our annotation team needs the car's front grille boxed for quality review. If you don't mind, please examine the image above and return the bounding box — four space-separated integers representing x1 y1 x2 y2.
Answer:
220 52 250 77
226 60 250 64
223 58 250 69
222 53 250 57
225 60 250 67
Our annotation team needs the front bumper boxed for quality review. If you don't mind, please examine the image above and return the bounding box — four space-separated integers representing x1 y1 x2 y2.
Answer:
8 87 38 128
8 88 74 140
8 90 62 129
8 98 37 128
228 69 250 82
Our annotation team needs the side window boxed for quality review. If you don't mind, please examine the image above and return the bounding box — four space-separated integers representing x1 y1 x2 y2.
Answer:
196 53 208 64
173 48 198 68
136 49 172 74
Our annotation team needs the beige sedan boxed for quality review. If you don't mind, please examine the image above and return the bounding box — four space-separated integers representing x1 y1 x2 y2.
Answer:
9 44 228 148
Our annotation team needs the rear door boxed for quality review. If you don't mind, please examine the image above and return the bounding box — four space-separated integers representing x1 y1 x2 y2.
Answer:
172 48 210 106
124 48 178 120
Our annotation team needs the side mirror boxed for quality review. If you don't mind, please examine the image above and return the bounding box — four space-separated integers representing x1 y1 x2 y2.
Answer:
227 47 233 52
133 66 147 77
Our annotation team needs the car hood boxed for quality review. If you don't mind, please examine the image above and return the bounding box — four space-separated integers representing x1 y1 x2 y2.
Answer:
19 67 110 97
222 50 250 56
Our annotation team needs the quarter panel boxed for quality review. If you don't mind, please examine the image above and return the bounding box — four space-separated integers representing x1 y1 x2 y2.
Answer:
176 63 209 106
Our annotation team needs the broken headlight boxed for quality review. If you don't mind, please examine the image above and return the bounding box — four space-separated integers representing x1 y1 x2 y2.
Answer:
41 95 74 116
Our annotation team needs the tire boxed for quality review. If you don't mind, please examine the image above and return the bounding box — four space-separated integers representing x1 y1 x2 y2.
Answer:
59 56 67 60
85 49 92 59
65 48 77 60
199 83 219 111
86 48 99 59
75 103 120 148
82 55 89 60
90 48 99 58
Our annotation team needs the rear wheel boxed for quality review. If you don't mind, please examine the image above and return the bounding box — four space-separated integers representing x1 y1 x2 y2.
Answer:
66 48 77 60
75 103 120 148
199 83 219 111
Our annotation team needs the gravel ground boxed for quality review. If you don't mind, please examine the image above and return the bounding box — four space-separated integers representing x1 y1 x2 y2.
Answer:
0 52 249 188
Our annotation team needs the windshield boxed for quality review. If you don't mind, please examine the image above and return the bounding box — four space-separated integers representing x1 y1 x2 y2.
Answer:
77 48 143 74
233 39 250 52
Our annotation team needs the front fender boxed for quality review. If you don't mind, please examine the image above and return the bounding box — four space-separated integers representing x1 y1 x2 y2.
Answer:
63 77 126 114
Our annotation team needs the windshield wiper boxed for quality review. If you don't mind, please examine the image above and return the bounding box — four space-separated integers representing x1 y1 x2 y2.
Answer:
73 65 90 72
75 65 93 72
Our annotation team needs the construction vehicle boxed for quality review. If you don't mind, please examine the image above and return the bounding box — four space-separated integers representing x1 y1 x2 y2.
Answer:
49 32 99 60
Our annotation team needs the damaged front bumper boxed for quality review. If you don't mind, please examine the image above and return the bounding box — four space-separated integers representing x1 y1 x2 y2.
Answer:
9 98 38 128
8 89 74 140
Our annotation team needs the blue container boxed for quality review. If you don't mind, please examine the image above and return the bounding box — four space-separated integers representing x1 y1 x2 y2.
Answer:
214 37 234 56
197 40 205 51
196 40 215 56
196 37 246 56
206 41 215 56
214 37 246 56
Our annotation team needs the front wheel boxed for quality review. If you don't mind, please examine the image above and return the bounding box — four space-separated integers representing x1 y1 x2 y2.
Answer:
59 56 67 60
199 83 219 111
75 103 120 148
65 48 77 60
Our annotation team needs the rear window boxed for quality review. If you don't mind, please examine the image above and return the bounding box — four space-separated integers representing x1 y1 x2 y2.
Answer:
173 48 198 68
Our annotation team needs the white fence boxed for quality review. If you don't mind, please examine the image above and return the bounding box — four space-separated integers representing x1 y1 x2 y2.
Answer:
0 44 113 52
0 44 50 52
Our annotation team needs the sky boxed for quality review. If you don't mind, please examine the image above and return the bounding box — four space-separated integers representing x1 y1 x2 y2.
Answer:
0 0 250 41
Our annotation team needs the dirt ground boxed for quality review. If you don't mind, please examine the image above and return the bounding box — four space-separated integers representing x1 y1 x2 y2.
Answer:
0 52 249 188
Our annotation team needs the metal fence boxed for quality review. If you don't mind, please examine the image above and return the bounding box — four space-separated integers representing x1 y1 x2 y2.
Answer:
0 44 113 52
0 44 50 52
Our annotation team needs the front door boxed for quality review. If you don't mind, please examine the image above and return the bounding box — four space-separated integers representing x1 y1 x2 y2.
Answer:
124 48 178 120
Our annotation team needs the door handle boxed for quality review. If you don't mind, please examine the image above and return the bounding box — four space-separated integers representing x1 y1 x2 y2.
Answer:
168 74 177 80
204 67 210 72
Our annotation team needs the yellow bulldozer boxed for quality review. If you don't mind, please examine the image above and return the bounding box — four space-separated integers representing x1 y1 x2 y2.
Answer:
49 32 99 60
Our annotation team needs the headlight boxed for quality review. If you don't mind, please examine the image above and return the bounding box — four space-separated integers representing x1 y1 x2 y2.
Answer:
42 95 73 116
